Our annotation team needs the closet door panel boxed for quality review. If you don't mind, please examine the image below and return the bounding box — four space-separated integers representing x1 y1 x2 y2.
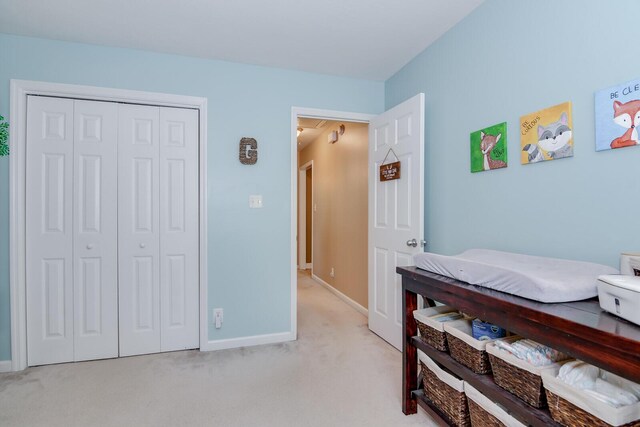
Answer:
159 107 199 351
73 100 119 361
26 96 75 366
118 104 161 356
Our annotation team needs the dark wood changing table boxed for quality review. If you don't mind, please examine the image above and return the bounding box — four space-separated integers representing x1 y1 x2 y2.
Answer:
398 266 640 427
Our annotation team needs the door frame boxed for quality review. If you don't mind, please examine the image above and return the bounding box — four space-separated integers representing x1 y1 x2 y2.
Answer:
298 160 313 271
9 79 208 371
290 107 374 338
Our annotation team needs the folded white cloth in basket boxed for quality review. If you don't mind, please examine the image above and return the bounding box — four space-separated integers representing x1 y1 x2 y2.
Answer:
493 338 567 367
414 249 618 303
558 361 640 408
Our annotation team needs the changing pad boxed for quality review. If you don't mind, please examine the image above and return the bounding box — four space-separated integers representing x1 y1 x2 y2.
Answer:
414 249 618 303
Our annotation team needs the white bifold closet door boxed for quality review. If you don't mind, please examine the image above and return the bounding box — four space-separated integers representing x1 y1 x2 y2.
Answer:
158 107 199 352
26 96 119 365
118 105 199 356
26 97 199 366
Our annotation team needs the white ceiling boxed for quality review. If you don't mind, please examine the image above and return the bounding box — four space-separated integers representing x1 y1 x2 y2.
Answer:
297 117 330 151
0 0 483 81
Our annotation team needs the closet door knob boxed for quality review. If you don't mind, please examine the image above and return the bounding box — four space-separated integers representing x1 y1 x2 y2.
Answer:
140 243 146 248
87 244 94 250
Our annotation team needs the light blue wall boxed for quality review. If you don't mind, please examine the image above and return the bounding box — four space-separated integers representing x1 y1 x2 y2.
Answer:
0 33 384 361
386 0 640 268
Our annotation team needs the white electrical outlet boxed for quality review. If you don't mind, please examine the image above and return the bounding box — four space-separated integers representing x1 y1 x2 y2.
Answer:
330 267 335 278
213 308 224 329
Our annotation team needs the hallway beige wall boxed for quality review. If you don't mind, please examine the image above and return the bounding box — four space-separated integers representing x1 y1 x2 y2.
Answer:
299 122 368 309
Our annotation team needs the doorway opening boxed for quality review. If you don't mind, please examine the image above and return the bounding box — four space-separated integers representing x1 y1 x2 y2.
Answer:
293 112 372 324
290 94 425 350
298 160 313 272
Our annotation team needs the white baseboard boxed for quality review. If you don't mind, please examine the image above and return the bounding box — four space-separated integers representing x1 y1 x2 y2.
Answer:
0 360 12 373
200 331 295 352
311 274 368 317
306 263 313 269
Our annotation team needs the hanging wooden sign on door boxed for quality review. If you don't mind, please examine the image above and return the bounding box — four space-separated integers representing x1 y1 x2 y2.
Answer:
379 147 401 181
380 161 401 181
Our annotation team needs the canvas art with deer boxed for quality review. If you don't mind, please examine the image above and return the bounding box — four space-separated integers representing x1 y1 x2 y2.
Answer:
470 122 508 173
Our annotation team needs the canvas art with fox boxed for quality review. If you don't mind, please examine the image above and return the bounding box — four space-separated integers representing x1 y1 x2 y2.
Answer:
595 78 640 151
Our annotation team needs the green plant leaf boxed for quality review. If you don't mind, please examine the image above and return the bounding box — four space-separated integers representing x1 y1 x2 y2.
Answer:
0 114 9 156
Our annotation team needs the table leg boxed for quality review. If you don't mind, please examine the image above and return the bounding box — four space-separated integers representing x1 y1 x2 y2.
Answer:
403 286 418 414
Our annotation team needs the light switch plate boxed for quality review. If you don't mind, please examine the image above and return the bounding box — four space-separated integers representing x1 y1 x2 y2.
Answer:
249 195 263 208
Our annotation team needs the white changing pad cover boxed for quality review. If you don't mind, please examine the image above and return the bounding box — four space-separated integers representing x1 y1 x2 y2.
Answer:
414 249 618 303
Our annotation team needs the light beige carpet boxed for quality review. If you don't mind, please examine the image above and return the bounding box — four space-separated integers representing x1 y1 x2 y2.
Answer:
0 271 434 426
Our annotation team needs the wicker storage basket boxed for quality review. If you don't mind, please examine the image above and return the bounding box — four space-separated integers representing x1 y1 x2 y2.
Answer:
486 337 567 408
444 319 495 374
464 383 525 427
541 364 640 427
413 306 461 352
419 352 470 427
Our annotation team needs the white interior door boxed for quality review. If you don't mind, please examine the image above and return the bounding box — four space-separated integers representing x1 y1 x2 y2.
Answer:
159 107 199 351
73 100 119 361
26 96 75 366
118 104 162 357
368 93 424 350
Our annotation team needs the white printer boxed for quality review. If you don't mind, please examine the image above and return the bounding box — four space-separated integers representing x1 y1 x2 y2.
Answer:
597 275 640 326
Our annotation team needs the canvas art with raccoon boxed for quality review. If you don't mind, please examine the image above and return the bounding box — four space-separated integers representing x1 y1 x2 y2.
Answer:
520 102 574 164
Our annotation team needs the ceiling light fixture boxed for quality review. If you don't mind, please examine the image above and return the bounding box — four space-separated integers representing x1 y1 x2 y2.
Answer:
297 127 303 137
